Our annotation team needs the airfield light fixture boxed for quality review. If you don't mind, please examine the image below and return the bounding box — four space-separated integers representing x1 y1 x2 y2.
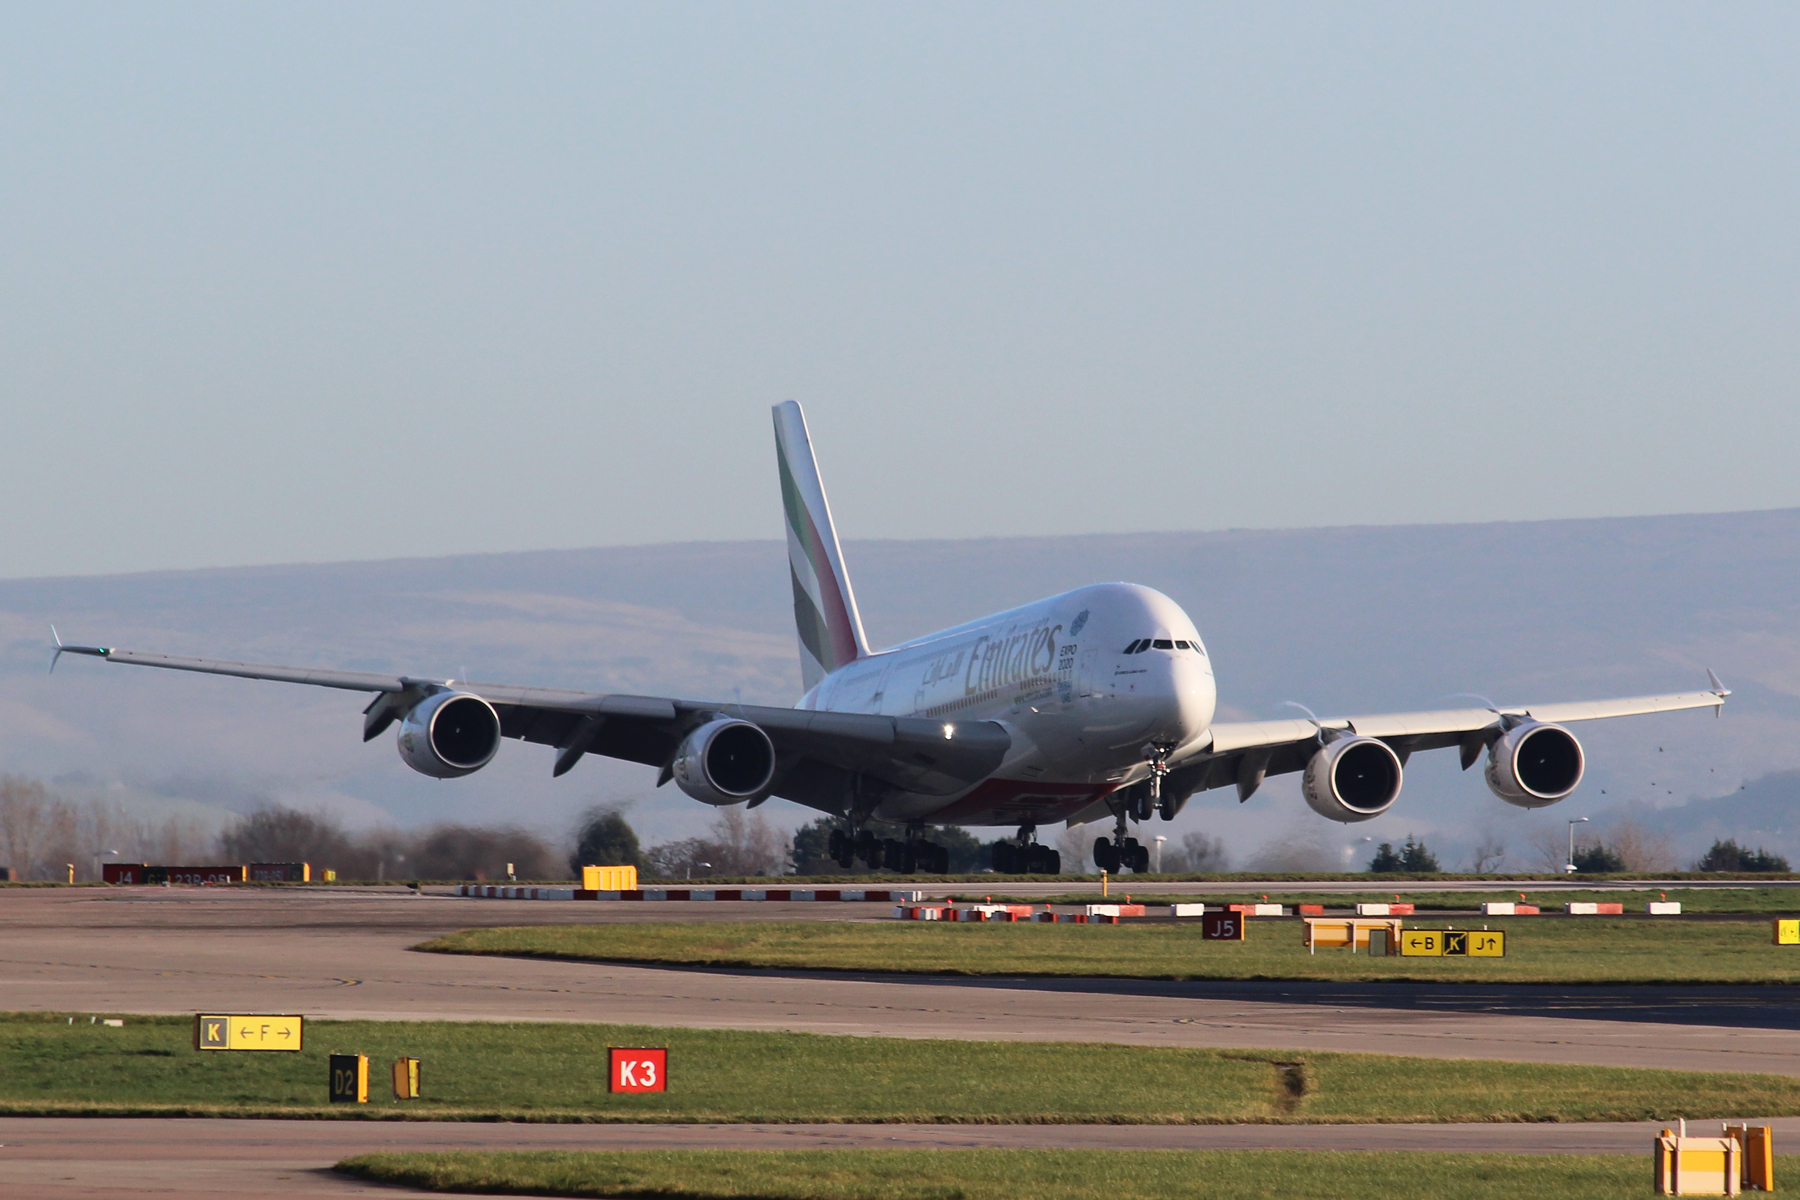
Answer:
1566 817 1589 873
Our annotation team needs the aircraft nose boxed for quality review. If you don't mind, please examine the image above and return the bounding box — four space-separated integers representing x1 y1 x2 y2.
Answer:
1147 651 1215 745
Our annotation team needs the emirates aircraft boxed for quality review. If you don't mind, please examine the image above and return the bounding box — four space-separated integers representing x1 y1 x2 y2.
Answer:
55 402 1728 875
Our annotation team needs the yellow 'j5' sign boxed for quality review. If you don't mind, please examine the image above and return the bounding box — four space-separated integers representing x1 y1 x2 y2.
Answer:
193 1013 304 1051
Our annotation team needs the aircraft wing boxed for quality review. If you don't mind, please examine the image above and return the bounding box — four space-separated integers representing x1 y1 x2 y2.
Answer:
48 641 1011 812
1167 682 1728 802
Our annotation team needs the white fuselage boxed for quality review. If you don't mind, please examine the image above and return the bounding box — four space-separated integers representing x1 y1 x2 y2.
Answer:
798 582 1217 827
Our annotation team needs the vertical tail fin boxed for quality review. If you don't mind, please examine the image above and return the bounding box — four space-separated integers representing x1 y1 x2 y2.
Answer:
772 401 869 690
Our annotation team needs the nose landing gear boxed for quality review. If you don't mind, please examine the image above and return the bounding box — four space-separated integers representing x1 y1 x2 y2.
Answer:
1094 749 1175 873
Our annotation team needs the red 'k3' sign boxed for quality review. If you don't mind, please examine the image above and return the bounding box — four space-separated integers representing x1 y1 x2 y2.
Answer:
609 1047 668 1093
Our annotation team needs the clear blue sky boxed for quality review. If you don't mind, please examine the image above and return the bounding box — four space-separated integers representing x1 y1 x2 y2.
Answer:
4 3 1797 579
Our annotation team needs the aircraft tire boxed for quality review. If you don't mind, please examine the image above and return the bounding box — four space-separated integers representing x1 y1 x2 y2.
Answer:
1131 844 1150 873
1093 837 1119 873
1132 787 1154 822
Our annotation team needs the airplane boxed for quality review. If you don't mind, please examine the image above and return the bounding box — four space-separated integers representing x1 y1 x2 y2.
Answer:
52 401 1729 875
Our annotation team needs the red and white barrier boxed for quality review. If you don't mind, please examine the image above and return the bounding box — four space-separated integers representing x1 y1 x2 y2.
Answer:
458 884 923 902
1230 903 1287 917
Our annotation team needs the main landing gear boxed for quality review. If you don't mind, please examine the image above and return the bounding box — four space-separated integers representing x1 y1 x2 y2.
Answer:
990 824 1061 876
828 824 950 875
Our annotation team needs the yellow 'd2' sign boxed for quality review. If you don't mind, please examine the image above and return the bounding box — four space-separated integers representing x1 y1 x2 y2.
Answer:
1399 930 1505 958
194 1014 304 1051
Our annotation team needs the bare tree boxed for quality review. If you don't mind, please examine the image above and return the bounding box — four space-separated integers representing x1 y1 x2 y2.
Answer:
0 776 50 878
1526 825 1570 872
219 808 353 865
1242 827 1337 872
1604 817 1675 872
1054 824 1093 873
409 823 561 880
1158 831 1230 874
645 808 789 879
707 807 788 876
1467 829 1506 874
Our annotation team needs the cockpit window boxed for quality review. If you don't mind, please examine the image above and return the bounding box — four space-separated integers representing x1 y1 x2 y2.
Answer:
1153 639 1173 650
1174 640 1191 649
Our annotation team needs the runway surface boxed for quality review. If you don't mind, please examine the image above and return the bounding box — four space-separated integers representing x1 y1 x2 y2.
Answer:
3 887 1796 1077
4 886 1797 1198
6 1115 1798 1200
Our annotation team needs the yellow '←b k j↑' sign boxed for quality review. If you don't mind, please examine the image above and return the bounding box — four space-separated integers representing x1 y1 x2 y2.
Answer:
1399 930 1505 958
193 1014 304 1051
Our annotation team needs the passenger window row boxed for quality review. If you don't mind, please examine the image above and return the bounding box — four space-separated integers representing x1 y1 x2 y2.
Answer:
1121 638 1198 654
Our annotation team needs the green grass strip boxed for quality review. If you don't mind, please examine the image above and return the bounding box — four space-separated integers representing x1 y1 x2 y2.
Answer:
6 1013 1799 1124
422 915 1800 984
335 1148 1799 1199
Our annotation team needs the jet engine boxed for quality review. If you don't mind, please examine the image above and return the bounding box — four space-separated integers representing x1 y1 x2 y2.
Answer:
672 717 777 805
1485 721 1584 807
397 691 502 779
1301 735 1403 823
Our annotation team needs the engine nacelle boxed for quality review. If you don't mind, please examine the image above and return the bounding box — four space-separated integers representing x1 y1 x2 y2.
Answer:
396 691 502 779
1486 721 1584 807
1302 735 1403 823
672 717 777 805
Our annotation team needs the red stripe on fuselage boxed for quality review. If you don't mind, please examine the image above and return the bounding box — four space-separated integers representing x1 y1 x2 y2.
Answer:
924 778 1119 826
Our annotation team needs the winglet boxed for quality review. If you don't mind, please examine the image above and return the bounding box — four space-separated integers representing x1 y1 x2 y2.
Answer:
1707 669 1730 717
48 626 110 674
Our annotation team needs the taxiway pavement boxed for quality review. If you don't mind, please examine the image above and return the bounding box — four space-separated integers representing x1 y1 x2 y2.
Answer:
2 887 1795 1077
6 1115 1799 1200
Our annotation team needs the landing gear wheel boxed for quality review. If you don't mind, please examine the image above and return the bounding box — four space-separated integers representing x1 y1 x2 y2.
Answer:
828 829 847 859
854 832 880 869
1130 785 1154 823
1027 844 1061 875
991 841 1017 874
880 838 907 872
1125 839 1150 873
1093 837 1119 873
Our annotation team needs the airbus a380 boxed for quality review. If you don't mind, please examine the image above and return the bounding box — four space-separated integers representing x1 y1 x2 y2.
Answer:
55 402 1729 875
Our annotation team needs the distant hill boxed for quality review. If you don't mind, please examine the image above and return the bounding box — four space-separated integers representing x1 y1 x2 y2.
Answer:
2 506 1797 865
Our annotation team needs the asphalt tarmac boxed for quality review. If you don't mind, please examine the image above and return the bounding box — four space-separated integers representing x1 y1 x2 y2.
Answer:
5 1114 1799 1199
3 886 1795 1073
3 886 1797 1197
